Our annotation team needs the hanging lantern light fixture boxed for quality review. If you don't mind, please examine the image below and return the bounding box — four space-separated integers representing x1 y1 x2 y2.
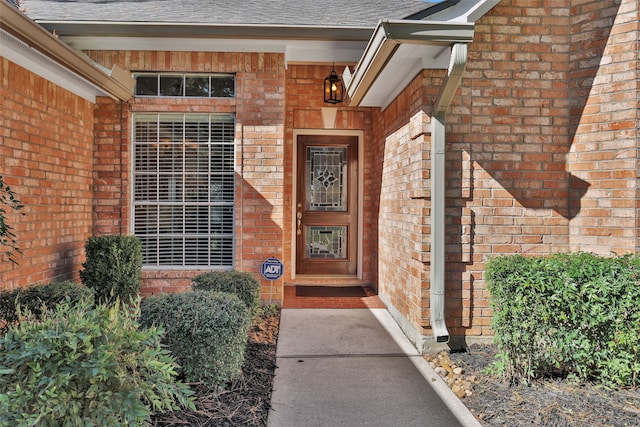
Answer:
323 64 343 104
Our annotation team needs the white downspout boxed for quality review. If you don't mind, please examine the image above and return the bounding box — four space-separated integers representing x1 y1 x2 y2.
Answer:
430 43 468 343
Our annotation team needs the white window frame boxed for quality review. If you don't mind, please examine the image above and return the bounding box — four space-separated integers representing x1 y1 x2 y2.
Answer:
131 113 236 269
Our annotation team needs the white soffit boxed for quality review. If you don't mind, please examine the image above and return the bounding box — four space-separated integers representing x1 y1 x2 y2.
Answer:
39 22 373 65
358 43 452 108
61 37 368 65
345 0 500 109
425 0 501 22
285 40 368 65
1 30 106 102
345 19 474 109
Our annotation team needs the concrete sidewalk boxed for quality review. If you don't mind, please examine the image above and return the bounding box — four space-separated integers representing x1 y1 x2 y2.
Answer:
268 309 482 427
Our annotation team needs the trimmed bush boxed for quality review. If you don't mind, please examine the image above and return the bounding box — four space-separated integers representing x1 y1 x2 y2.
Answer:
486 252 640 387
80 235 142 304
0 298 194 426
140 291 251 390
192 271 261 316
0 281 94 334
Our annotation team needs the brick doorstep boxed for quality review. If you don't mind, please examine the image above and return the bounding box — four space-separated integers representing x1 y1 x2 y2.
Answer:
282 285 386 309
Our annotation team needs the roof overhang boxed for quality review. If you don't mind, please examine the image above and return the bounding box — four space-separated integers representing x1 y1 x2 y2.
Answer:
33 21 375 66
343 19 474 109
33 21 375 41
0 3 135 101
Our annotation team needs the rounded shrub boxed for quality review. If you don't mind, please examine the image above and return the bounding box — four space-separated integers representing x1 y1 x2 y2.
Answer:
0 298 194 426
486 252 640 388
140 291 251 390
80 235 142 304
0 281 94 334
191 271 261 316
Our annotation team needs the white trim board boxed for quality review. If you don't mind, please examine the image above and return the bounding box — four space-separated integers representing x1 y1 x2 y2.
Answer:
1 30 108 102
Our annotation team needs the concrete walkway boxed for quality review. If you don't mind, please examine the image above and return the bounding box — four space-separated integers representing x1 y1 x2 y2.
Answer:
268 309 482 427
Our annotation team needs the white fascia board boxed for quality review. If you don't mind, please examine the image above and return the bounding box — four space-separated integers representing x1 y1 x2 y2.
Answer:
345 23 400 106
1 30 106 102
62 36 287 53
37 22 373 42
346 20 474 107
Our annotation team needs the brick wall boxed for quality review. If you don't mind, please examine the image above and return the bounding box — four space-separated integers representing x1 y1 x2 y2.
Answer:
1 59 94 289
371 0 639 345
93 98 129 236
442 0 575 341
85 51 286 301
567 0 639 254
373 75 436 340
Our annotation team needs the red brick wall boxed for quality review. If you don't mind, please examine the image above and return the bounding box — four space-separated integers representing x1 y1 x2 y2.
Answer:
442 0 575 340
567 0 638 254
85 51 286 301
373 75 436 338
1 59 94 289
436 0 636 341
93 98 129 236
371 0 638 343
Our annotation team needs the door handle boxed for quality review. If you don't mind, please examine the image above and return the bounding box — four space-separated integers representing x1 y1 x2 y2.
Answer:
296 211 302 235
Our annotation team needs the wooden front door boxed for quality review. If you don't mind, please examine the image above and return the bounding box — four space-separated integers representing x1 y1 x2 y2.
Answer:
296 135 358 275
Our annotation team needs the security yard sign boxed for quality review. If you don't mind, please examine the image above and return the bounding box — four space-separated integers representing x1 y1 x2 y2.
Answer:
261 257 284 281
261 258 283 304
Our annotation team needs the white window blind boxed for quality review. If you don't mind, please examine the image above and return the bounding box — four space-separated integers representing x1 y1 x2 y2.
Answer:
132 113 235 268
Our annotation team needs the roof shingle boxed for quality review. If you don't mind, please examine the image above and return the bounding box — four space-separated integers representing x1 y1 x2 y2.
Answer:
19 0 437 27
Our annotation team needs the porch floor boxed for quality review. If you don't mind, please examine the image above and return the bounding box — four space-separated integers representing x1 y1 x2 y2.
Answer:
282 285 386 309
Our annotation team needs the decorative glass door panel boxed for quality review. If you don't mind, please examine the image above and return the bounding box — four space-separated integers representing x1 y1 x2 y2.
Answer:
306 225 347 259
296 135 357 275
306 146 347 212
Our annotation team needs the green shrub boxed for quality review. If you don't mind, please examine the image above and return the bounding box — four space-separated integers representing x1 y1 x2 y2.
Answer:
255 303 280 318
0 298 194 426
80 235 142 304
0 281 94 334
192 271 261 316
140 291 251 390
486 252 640 388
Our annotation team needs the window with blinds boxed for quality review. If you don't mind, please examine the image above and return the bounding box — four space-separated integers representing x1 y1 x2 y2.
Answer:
132 113 235 268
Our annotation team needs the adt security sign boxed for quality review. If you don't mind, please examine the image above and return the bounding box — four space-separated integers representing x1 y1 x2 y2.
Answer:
261 258 284 281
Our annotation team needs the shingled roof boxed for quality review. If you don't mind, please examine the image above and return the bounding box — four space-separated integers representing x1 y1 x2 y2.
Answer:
20 0 439 27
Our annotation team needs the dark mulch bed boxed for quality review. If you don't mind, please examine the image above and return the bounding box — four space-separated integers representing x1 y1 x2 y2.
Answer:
447 345 640 427
150 311 640 427
151 313 280 427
